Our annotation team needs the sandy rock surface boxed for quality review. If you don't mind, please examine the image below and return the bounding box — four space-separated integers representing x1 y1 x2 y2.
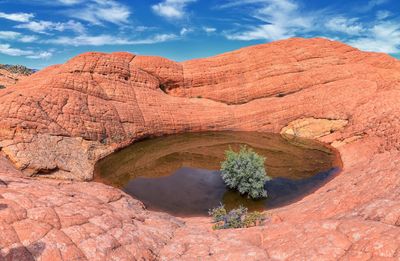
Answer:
0 38 399 260
0 68 27 88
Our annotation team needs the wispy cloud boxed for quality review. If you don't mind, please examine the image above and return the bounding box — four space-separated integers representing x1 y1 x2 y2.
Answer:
348 22 400 53
180 27 193 36
0 43 52 59
325 17 364 35
0 43 32 56
26 51 53 59
222 0 314 41
0 12 34 22
55 0 85 4
15 20 85 34
203 27 216 33
376 10 391 20
65 0 131 25
219 0 400 54
358 0 389 12
0 31 38 42
0 31 21 39
30 0 85 4
152 0 196 19
45 33 177 46
19 35 39 43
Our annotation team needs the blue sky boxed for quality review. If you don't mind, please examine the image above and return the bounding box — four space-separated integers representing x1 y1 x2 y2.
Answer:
0 0 399 68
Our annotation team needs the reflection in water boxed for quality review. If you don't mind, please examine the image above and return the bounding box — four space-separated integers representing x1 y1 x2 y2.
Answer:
125 167 339 216
95 132 340 216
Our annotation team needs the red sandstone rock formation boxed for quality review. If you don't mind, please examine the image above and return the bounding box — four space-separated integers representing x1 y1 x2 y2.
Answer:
0 68 27 88
1 37 400 180
0 38 399 260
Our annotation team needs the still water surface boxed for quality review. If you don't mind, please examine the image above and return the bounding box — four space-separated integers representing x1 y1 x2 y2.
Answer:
95 132 340 216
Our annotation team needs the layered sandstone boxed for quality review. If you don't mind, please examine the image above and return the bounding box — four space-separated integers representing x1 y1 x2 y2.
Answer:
0 38 399 260
0 64 34 88
0 68 25 88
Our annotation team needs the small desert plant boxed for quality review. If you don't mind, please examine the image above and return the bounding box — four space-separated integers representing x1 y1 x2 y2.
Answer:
208 204 266 230
220 146 270 199
0 85 5 89
243 211 265 227
209 203 227 223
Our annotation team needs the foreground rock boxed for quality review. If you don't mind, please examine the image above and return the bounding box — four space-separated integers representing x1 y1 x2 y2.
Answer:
0 137 398 260
0 156 183 260
0 38 399 260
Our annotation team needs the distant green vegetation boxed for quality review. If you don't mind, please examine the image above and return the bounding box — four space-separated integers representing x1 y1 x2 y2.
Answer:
220 146 270 199
209 204 266 229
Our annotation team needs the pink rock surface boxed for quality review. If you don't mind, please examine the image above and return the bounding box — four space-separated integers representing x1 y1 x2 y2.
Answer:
0 68 27 88
0 38 399 260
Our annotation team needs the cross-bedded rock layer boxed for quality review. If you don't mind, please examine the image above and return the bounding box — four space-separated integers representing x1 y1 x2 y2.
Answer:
0 68 27 89
0 38 399 260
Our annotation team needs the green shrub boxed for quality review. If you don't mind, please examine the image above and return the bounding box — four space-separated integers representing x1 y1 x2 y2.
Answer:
0 85 5 89
208 204 266 230
220 146 270 199
208 203 226 223
243 211 265 227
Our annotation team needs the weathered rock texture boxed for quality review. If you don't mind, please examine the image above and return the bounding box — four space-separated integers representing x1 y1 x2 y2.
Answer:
0 38 399 260
280 118 348 139
0 65 34 88
0 68 26 88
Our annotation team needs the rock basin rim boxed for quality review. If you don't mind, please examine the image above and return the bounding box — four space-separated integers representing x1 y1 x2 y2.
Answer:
0 37 399 260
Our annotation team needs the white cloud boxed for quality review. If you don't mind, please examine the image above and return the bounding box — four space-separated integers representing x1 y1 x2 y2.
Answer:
16 20 85 34
19 35 39 43
135 26 155 32
180 27 193 36
217 0 271 9
56 0 84 4
33 0 85 4
46 33 177 46
0 43 32 56
16 21 52 33
66 0 131 25
226 24 290 41
219 0 400 56
0 31 38 43
0 31 20 40
348 22 400 53
152 0 196 19
0 12 34 22
223 0 314 41
0 43 52 59
203 27 216 33
325 17 364 35
26 51 53 59
376 10 391 20
359 0 388 12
